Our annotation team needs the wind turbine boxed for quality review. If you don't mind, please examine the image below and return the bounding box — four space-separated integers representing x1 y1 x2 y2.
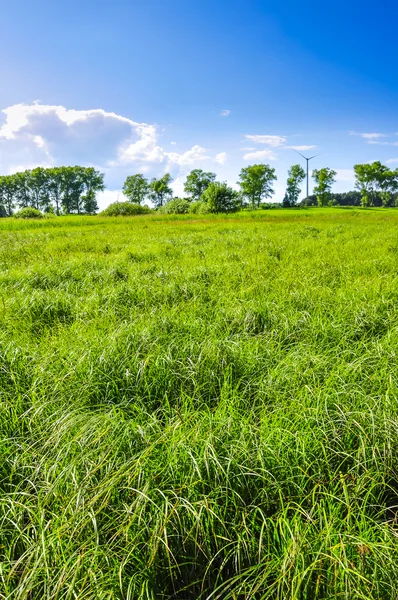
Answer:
294 150 319 199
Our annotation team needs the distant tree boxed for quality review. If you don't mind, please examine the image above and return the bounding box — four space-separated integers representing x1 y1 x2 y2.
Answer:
312 168 337 206
184 169 216 201
283 164 306 207
354 163 379 206
149 173 173 208
0 175 17 216
238 164 277 208
201 181 238 213
60 166 85 214
122 174 149 204
13 171 31 209
47 167 63 215
81 167 104 214
27 167 51 211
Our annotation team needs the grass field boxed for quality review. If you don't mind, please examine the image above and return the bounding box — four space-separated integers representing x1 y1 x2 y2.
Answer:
2 207 398 599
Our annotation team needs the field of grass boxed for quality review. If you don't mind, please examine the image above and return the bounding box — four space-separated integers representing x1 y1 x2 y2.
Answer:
2 207 398 599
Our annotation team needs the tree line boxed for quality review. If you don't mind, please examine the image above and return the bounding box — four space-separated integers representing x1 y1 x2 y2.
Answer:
2 160 398 217
0 166 105 216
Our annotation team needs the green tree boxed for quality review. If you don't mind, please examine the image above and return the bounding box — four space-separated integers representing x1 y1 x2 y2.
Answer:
184 169 216 201
47 167 63 215
312 168 337 206
81 167 104 214
60 166 85 214
0 175 17 216
283 164 306 207
14 171 31 209
201 181 238 213
27 167 50 211
238 164 277 209
149 173 173 208
122 174 149 204
354 163 379 206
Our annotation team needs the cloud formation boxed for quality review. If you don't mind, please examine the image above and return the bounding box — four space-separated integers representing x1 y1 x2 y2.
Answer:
220 109 231 117
243 134 316 159
243 149 277 161
0 103 225 182
245 134 287 147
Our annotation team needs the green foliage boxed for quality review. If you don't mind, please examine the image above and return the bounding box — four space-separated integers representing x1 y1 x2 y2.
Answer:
201 181 238 212
354 161 398 207
158 197 191 214
312 167 337 206
2 209 398 598
122 173 149 204
149 173 173 208
283 163 306 206
14 206 44 219
0 166 104 216
184 169 216 201
238 163 277 208
100 201 152 216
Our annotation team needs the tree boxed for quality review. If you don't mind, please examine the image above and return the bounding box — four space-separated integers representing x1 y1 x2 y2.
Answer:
184 169 216 201
13 171 31 209
122 174 149 204
283 164 306 207
47 167 63 215
312 168 337 206
201 181 238 213
238 164 277 209
354 163 379 206
60 166 85 214
0 175 17 216
149 173 173 208
81 167 104 214
27 167 51 212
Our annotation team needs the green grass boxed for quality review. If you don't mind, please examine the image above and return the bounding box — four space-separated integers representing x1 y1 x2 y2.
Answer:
2 207 398 599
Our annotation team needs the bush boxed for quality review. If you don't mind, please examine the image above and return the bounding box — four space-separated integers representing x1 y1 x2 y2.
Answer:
158 198 191 214
14 207 44 219
100 202 152 217
189 201 212 214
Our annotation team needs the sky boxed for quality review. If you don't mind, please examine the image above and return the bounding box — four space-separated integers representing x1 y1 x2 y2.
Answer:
1 0 398 208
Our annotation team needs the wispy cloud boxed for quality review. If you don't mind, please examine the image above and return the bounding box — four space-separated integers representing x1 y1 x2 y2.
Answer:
287 145 317 151
215 152 227 165
243 149 277 161
220 109 231 117
349 131 389 143
245 134 286 147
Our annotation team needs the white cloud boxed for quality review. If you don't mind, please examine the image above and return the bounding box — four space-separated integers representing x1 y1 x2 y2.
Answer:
243 149 277 161
220 109 231 117
170 141 177 145
245 134 286 147
166 144 209 166
287 145 317 151
386 158 398 164
349 131 389 143
215 152 227 165
0 103 227 192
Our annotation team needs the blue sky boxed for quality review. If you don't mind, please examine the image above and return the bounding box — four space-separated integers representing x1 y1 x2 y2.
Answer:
1 0 398 206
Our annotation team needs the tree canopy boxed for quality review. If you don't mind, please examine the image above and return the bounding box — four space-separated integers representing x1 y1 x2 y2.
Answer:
0 166 104 216
238 164 277 209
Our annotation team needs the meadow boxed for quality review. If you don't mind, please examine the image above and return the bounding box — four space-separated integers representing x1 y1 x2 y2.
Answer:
2 207 398 599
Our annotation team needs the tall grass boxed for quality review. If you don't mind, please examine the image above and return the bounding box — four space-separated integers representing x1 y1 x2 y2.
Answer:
1 208 398 598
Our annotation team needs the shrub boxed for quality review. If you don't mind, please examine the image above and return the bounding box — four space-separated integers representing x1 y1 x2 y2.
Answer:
190 201 212 214
100 202 152 217
158 198 191 214
14 207 44 219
